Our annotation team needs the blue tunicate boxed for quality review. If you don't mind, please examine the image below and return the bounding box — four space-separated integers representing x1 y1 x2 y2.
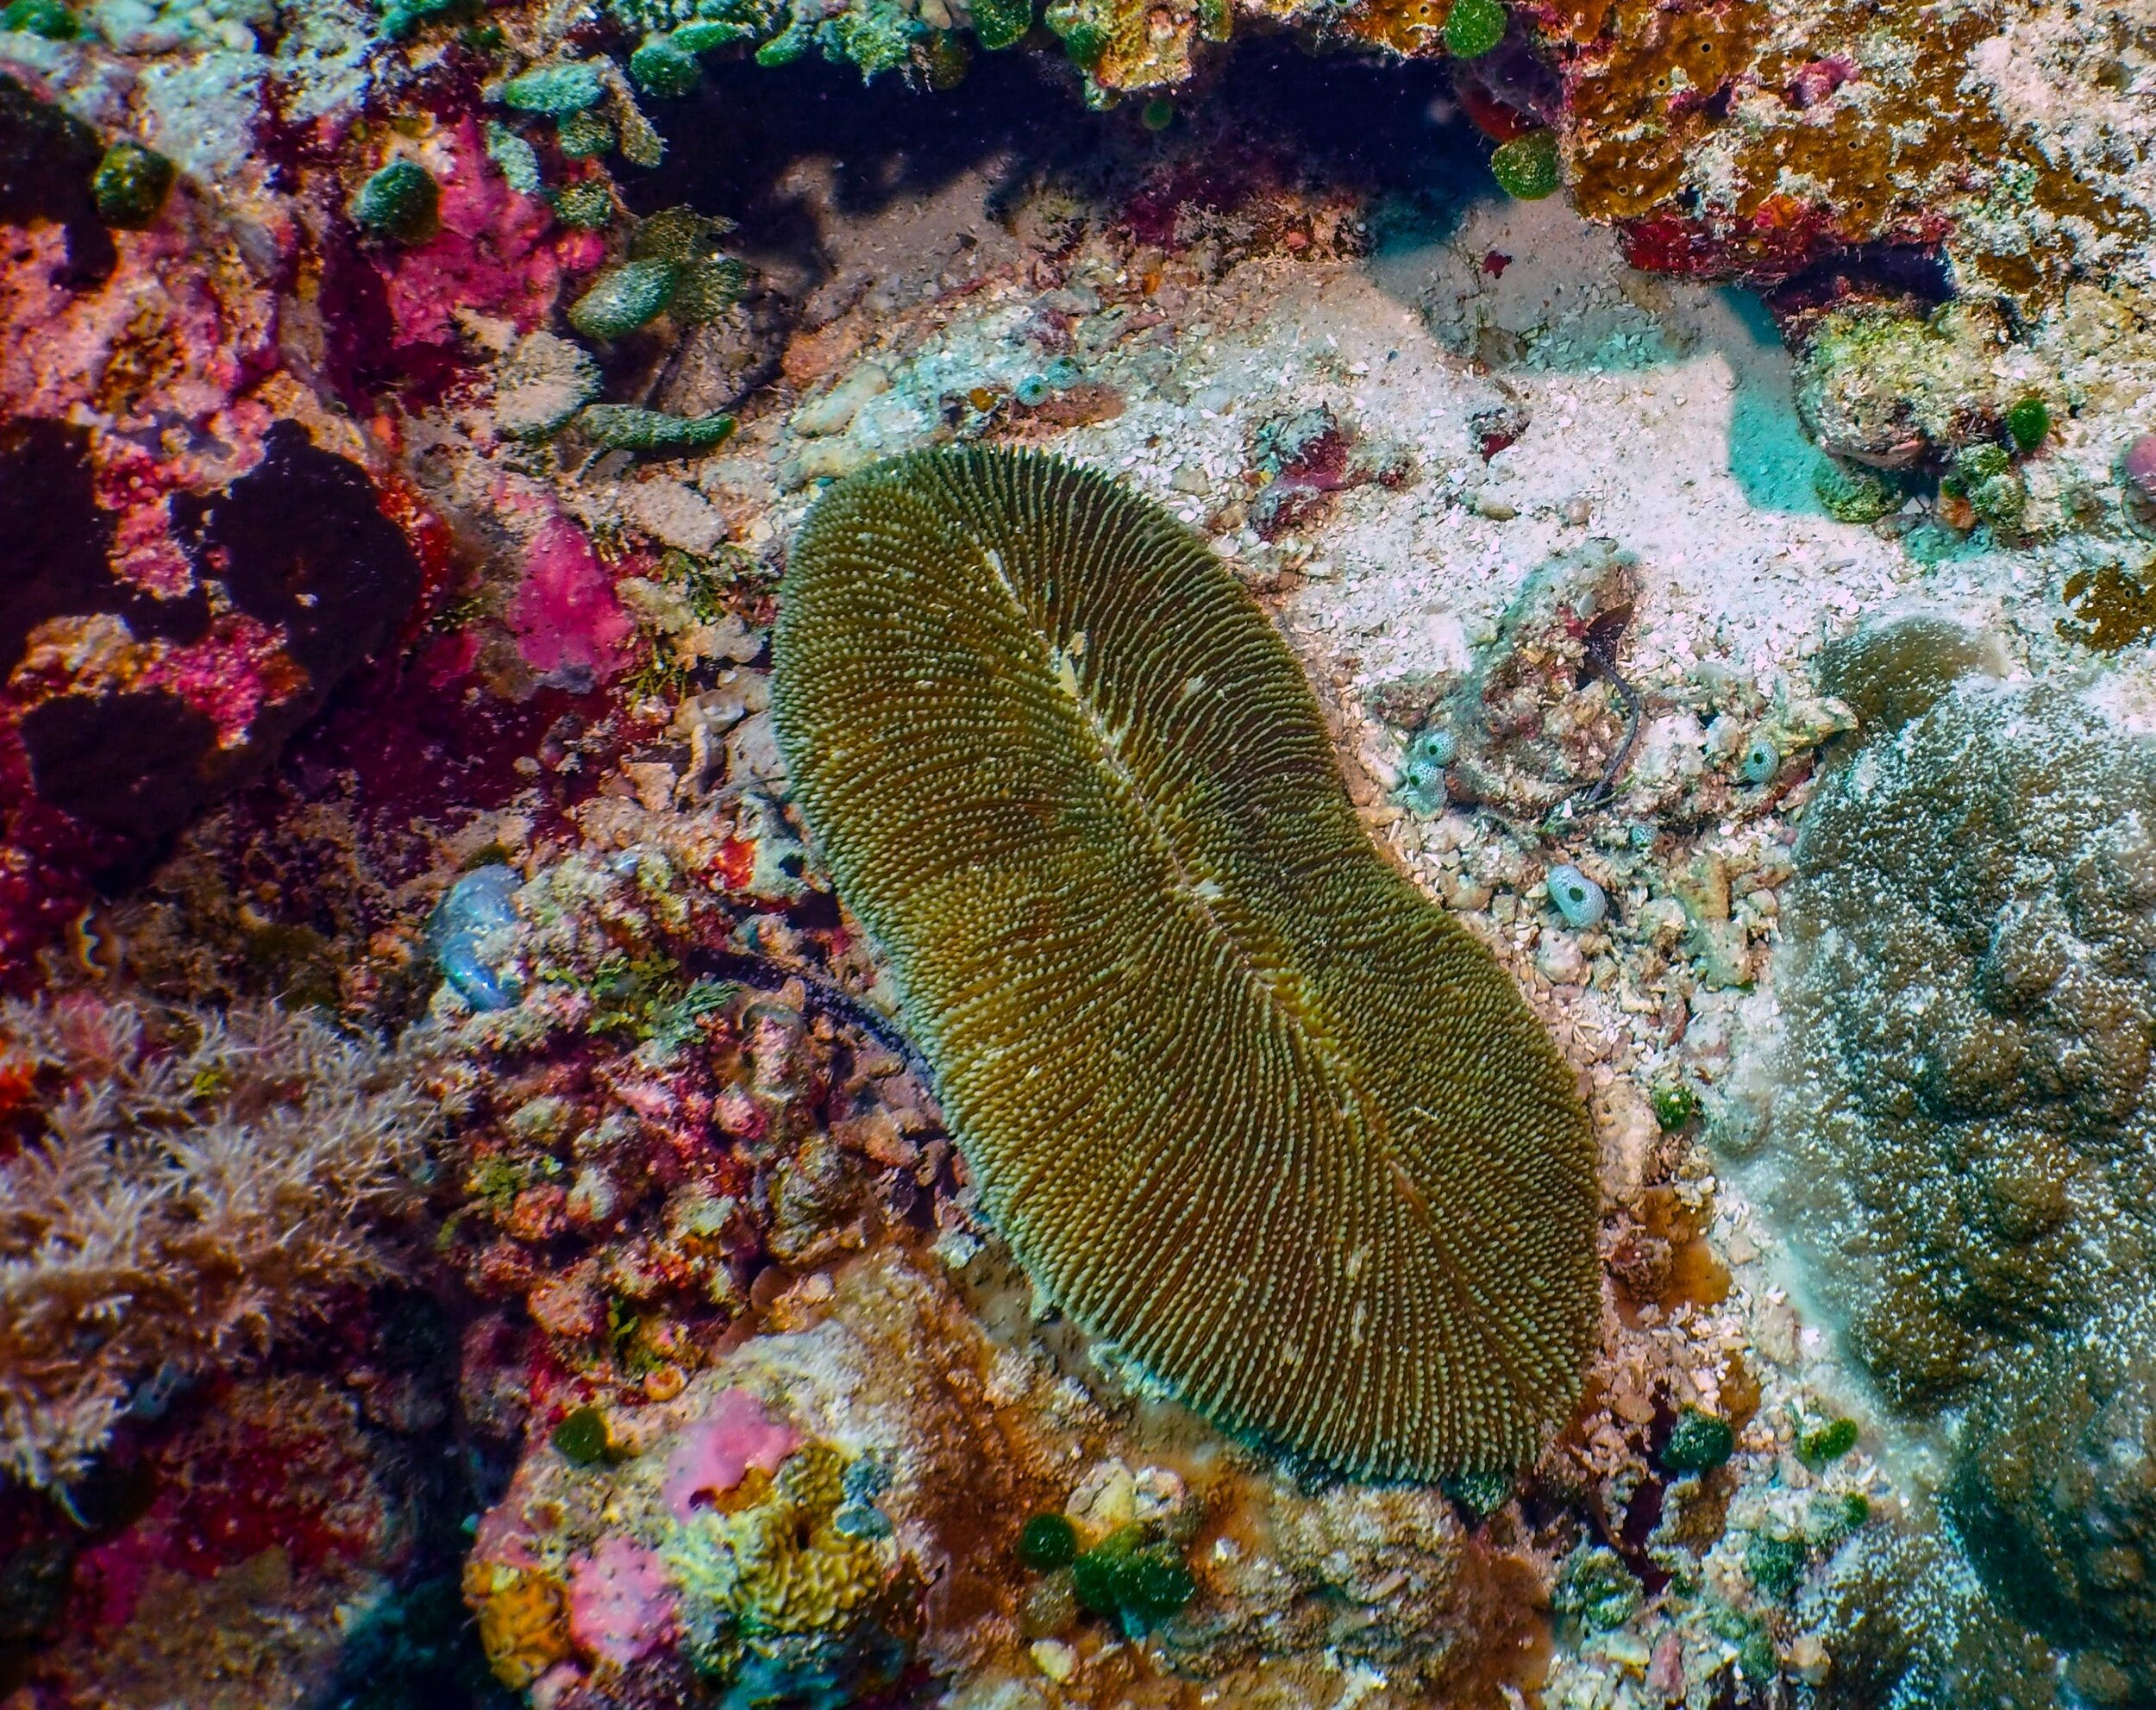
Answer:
1547 863 1607 930
1014 374 1052 407
436 863 520 930
1395 726 1456 815
1739 734 1781 786
832 1502 894 1540
429 864 523 1012
439 940 517 1011
1044 356 1083 390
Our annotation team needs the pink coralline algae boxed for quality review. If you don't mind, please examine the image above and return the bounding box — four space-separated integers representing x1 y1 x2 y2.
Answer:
566 1536 679 1668
507 513 638 687
661 1388 801 1520
2125 433 2156 502
0 415 422 969
97 613 303 749
373 121 605 365
0 217 279 431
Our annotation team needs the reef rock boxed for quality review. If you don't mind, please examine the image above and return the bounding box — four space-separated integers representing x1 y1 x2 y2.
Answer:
1429 537 1637 817
1755 673 2156 1693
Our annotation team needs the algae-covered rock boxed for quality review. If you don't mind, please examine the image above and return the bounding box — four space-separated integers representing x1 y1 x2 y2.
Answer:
493 329 602 441
1436 538 1637 817
1771 680 2156 1411
1950 1296 2156 1705
1799 1522 2062 1709
1813 613 2008 736
91 138 174 228
349 159 438 241
1794 301 2025 470
465 1245 1540 1706
1763 677 2156 1694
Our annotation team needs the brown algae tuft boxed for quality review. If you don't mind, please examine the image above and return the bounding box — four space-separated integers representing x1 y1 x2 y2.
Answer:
771 447 1598 1481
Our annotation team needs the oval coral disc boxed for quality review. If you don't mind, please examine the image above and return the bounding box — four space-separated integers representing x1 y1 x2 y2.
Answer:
773 447 1597 1480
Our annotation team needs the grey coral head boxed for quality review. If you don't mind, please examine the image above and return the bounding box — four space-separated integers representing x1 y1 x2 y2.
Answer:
771 446 1599 1481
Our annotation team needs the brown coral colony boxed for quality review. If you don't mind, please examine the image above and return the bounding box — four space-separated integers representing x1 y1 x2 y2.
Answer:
773 448 1600 1480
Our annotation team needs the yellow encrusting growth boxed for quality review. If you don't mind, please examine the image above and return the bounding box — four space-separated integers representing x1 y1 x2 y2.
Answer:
772 448 1598 1480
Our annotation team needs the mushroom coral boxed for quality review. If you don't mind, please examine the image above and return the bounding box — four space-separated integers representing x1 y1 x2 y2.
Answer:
773 448 1596 1480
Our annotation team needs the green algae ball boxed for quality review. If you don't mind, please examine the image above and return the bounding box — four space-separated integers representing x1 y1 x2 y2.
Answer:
971 0 1031 47
1727 1614 1779 1682
1443 0 1505 58
551 1405 615 1464
501 60 605 114
1 0 78 39
1070 1530 1138 1615
1661 1406 1734 1475
1555 1545 1640 1633
2006 394 2050 454
1140 97 1175 132
555 107 615 159
1017 1513 1079 1570
1798 1416 1859 1469
92 139 175 229
349 159 438 242
1044 0 1108 66
1068 1527 1194 1623
1441 1468 1514 1517
548 179 616 229
1123 1549 1196 1619
630 34 703 96
1651 1080 1699 1132
1745 1531 1808 1599
576 405 736 454
1809 1488 1869 1543
1813 455 1900 523
1490 129 1559 200
568 259 680 338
